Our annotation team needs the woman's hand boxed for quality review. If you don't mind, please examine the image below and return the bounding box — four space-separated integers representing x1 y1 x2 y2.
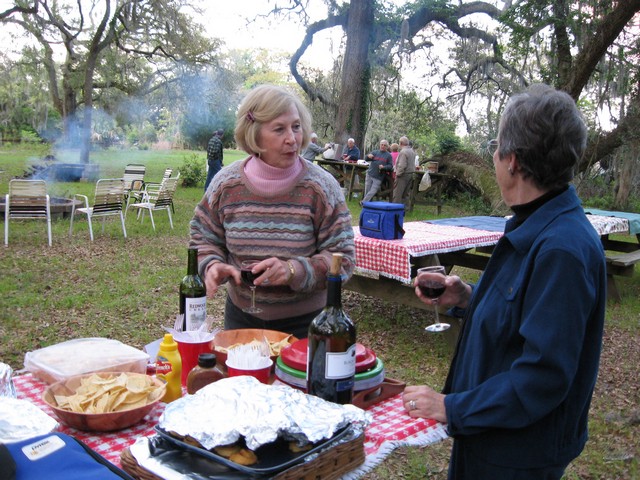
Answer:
414 272 471 309
402 385 447 423
204 262 241 298
241 258 293 287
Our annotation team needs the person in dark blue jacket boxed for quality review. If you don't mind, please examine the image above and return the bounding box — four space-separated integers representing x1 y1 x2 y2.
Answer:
341 138 361 162
403 84 607 480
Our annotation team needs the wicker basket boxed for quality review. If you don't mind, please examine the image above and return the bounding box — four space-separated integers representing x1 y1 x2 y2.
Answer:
120 430 365 480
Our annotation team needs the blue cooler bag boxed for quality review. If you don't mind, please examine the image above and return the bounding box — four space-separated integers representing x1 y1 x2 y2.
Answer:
359 202 405 240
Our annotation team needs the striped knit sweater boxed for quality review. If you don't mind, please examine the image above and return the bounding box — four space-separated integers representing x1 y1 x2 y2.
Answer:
189 157 355 321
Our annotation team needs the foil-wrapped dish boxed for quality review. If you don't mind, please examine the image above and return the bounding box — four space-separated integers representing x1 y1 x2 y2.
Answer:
157 376 370 472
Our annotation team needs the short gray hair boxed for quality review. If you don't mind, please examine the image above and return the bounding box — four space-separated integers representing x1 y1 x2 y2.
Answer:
498 84 586 190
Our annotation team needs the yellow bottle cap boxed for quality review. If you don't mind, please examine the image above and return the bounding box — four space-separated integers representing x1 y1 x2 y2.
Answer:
161 333 178 350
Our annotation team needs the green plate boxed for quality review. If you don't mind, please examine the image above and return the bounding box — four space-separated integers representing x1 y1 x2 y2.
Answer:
275 356 385 391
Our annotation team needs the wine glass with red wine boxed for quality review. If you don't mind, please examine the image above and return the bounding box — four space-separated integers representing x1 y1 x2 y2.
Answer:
241 260 263 314
417 266 450 332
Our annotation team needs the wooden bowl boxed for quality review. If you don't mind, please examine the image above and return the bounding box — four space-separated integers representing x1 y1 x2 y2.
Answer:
212 328 297 370
42 372 165 432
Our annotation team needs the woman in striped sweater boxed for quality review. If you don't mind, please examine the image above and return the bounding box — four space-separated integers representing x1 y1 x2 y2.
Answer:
189 85 355 338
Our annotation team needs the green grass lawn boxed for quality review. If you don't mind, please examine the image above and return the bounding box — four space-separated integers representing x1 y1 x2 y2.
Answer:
1 145 638 479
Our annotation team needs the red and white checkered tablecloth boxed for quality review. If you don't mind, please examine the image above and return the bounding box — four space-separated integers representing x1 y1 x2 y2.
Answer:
346 394 449 479
14 374 162 467
354 221 504 284
354 215 630 285
13 374 448 477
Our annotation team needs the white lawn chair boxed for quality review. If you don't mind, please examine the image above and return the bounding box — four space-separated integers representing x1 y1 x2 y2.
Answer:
4 179 52 246
122 164 146 206
126 168 173 211
125 177 178 231
69 178 127 241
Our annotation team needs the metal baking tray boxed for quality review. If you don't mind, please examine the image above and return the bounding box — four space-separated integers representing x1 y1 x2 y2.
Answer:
154 424 351 475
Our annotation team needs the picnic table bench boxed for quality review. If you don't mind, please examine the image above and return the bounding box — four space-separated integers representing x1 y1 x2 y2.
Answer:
604 246 640 300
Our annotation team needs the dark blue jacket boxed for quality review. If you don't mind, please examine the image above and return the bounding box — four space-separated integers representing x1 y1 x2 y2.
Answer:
365 150 393 180
342 145 360 161
444 185 606 469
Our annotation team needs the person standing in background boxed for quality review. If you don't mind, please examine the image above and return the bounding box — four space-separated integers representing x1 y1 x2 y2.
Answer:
302 133 332 161
392 136 417 209
361 139 393 204
341 138 360 162
204 129 224 192
390 143 400 168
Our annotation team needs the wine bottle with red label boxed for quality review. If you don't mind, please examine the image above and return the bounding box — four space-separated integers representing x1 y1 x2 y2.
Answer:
307 253 356 404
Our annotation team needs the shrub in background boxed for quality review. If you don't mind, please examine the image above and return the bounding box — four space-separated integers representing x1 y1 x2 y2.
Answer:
179 153 206 187
436 131 462 155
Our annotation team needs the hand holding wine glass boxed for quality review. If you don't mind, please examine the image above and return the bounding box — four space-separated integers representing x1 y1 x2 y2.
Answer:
240 259 263 314
417 266 450 332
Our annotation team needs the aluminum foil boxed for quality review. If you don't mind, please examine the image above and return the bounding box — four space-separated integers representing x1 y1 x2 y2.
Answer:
159 376 371 451
0 397 59 443
0 362 16 398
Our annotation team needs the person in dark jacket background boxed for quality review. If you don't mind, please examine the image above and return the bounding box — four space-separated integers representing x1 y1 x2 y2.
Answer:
361 139 393 203
204 129 224 192
403 84 607 479
341 138 360 162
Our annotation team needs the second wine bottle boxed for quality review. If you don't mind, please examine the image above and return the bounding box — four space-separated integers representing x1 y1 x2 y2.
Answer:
307 253 356 404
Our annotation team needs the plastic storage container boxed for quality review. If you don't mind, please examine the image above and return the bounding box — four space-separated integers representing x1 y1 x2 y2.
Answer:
24 338 149 384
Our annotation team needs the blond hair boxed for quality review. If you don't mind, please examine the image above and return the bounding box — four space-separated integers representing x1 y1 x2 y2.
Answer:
235 85 312 156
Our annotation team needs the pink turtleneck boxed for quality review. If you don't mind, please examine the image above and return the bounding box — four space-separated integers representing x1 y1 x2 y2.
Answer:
243 156 304 194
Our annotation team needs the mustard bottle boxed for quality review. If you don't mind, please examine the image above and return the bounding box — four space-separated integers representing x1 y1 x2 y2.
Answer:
156 333 182 403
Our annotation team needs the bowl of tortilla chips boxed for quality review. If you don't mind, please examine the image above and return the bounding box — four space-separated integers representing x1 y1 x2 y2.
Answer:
42 371 165 431
212 329 297 372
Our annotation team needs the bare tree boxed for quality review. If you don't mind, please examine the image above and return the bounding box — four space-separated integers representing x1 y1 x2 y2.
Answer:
4 0 217 163
282 1 639 174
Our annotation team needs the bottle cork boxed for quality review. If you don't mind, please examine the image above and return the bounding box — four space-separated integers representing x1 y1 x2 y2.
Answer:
330 253 343 276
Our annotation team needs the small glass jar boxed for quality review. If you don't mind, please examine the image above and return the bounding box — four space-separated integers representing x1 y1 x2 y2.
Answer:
186 353 225 394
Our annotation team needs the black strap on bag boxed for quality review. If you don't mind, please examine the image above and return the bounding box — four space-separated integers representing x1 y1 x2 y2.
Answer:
0 444 16 480
395 214 405 239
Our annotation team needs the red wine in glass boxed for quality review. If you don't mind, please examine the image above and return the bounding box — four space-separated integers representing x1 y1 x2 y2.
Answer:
240 260 262 314
417 266 450 332
241 268 259 285
419 281 446 299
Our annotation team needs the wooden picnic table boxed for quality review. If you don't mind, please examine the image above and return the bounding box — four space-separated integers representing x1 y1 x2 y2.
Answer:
316 159 392 202
345 215 637 309
409 170 450 214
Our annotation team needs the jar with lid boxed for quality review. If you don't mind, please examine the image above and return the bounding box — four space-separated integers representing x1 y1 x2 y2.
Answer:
186 353 225 394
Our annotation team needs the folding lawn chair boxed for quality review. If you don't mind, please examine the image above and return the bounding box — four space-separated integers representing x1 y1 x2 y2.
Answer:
69 178 127 241
4 179 52 246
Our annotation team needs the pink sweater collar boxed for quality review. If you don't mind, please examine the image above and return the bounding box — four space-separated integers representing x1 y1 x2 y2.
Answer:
243 156 304 194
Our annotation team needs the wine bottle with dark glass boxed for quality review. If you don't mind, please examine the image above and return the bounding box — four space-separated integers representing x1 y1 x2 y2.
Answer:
179 247 207 331
307 253 356 404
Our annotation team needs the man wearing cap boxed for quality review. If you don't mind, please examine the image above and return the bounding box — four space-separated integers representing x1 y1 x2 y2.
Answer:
205 129 224 192
301 133 332 162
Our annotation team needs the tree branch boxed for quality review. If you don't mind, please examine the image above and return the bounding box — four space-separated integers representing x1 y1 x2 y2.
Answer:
0 2 38 21
289 13 346 106
565 0 640 99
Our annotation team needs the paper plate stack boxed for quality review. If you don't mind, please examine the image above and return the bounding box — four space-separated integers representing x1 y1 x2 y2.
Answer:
275 339 385 393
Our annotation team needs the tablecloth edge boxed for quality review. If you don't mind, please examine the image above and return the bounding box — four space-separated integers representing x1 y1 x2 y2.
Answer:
341 422 450 479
